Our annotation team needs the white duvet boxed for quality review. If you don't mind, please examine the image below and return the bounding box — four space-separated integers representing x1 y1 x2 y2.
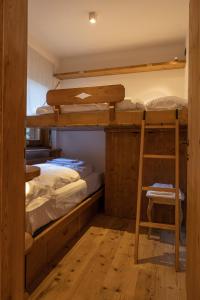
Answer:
35 98 144 115
26 179 87 233
26 163 80 204
26 172 102 234
35 96 188 114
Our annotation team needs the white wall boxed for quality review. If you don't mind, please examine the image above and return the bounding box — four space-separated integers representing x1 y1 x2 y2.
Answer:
27 47 56 115
60 69 185 100
57 42 185 73
57 130 105 172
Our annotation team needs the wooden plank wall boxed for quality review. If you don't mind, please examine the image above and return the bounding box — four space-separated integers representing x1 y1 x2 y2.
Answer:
187 0 200 299
105 127 187 222
0 1 27 299
105 128 140 219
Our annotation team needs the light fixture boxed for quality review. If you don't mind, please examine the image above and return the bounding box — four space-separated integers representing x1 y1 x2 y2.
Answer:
89 12 97 24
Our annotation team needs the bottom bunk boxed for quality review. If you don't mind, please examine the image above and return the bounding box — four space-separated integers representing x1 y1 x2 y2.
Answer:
26 187 104 292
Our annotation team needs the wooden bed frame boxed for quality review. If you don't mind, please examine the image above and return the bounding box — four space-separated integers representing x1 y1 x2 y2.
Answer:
27 108 188 128
26 85 188 128
25 187 104 292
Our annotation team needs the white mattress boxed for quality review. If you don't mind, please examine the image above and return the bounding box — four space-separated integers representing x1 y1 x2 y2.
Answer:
26 172 103 234
35 96 187 115
35 98 144 115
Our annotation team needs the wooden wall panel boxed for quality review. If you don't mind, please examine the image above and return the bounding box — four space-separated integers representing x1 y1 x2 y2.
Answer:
105 128 140 219
0 1 27 299
187 0 200 299
105 127 187 222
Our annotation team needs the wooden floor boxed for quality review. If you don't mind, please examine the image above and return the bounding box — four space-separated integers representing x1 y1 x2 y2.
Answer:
30 214 186 300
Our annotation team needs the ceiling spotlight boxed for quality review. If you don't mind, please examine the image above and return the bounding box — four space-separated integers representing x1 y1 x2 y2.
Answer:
89 12 97 24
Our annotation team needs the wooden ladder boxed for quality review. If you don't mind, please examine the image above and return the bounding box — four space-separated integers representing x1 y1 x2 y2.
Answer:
134 110 180 271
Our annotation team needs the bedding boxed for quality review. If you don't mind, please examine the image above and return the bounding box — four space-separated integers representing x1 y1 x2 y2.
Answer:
26 172 103 234
26 163 80 204
47 158 93 178
145 96 187 111
35 98 144 115
146 183 185 201
35 96 188 115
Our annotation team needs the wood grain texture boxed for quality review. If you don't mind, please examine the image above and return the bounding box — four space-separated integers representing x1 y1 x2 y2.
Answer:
29 214 186 300
105 127 140 219
105 127 187 223
47 85 125 105
25 165 41 182
54 60 186 80
26 109 188 128
187 0 200 299
26 189 104 292
0 0 27 299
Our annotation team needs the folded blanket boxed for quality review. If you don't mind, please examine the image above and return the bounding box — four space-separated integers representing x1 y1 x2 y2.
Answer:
146 183 184 201
47 158 93 178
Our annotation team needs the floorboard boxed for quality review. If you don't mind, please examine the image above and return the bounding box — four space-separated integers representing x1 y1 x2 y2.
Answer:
30 214 186 300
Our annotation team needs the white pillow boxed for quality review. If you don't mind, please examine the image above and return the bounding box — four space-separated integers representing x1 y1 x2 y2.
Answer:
33 163 80 189
116 98 144 111
25 181 52 205
145 96 188 111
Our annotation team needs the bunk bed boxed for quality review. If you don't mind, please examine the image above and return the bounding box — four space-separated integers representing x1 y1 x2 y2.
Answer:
25 157 104 291
26 85 188 128
25 84 188 291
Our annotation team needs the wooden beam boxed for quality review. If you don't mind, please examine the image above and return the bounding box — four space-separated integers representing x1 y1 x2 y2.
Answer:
54 60 186 80
187 0 200 299
0 0 27 299
26 109 188 128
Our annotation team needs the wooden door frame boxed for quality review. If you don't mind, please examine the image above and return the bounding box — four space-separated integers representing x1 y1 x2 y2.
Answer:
0 1 27 299
187 0 200 299
0 0 199 299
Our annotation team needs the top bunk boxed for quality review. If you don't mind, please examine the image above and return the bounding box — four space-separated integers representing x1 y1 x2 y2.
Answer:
26 85 188 128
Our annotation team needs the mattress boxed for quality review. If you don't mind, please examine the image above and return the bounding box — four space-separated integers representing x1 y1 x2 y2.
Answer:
26 172 103 234
26 161 93 204
35 96 187 115
36 98 144 115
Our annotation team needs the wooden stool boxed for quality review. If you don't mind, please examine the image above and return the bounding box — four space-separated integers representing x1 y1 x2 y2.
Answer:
147 196 183 239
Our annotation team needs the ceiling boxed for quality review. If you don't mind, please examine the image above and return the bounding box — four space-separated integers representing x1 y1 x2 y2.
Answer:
28 0 189 60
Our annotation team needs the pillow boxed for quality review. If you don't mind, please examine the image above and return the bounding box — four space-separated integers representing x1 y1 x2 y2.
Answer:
33 163 80 190
26 181 52 205
145 96 188 111
116 98 144 111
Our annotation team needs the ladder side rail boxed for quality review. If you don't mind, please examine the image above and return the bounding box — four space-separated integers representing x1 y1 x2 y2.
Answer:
134 118 145 264
175 116 180 271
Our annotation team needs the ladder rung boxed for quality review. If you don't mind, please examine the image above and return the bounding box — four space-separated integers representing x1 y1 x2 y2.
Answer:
143 154 176 159
142 186 176 193
145 125 176 129
140 221 176 231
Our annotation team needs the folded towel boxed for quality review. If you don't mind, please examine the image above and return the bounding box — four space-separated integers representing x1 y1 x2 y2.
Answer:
146 183 184 201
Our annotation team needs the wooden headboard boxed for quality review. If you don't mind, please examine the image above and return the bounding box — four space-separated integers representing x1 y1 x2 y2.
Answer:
47 84 125 106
